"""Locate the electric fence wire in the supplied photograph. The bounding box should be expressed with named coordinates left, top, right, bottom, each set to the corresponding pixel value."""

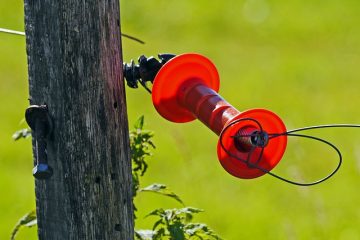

left=220, top=118, right=360, bottom=186
left=0, top=28, right=145, bottom=44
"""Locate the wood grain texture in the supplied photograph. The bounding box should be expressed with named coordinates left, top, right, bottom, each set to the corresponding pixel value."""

left=24, top=0, right=133, bottom=239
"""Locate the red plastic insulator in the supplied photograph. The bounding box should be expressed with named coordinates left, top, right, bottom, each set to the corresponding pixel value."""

left=152, top=53, right=287, bottom=179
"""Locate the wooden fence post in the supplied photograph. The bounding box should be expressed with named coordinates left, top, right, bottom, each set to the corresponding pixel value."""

left=24, top=0, right=133, bottom=239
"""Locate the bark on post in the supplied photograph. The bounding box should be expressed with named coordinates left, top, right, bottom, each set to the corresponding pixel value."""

left=24, top=0, right=133, bottom=239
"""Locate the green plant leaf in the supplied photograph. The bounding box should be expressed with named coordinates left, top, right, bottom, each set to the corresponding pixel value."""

left=153, top=228, right=166, bottom=239
left=165, top=209, right=174, bottom=222
left=143, top=207, right=221, bottom=239
left=134, top=115, right=145, bottom=130
left=10, top=210, right=37, bottom=240
left=24, top=219, right=37, bottom=227
left=168, top=221, right=185, bottom=240
left=175, top=207, right=203, bottom=216
left=175, top=207, right=203, bottom=223
left=140, top=184, right=185, bottom=206
left=130, top=116, right=156, bottom=219
left=12, top=128, right=31, bottom=141
left=135, top=230, right=156, bottom=240
left=184, top=223, right=223, bottom=240
left=145, top=208, right=166, bottom=218
left=152, top=218, right=164, bottom=231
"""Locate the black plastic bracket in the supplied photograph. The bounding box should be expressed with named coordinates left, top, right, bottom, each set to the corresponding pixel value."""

left=25, top=105, right=54, bottom=180
left=123, top=53, right=176, bottom=93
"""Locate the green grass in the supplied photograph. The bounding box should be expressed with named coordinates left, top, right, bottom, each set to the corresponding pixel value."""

left=1, top=0, right=360, bottom=239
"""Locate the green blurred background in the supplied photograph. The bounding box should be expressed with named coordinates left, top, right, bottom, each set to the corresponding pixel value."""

left=1, top=0, right=360, bottom=239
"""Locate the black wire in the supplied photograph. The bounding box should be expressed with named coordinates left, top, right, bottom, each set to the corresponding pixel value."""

left=121, top=33, right=145, bottom=44
left=266, top=133, right=342, bottom=186
left=139, top=80, right=152, bottom=94
left=268, top=124, right=360, bottom=139
left=219, top=118, right=360, bottom=186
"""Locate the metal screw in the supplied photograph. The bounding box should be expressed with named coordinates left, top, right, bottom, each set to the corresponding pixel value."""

left=234, top=128, right=269, bottom=152
left=25, top=105, right=53, bottom=179
left=250, top=131, right=269, bottom=148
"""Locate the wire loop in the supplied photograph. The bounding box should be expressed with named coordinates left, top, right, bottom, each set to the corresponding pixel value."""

left=219, top=118, right=360, bottom=186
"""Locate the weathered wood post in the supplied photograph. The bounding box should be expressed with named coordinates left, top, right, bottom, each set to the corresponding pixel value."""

left=24, top=0, right=133, bottom=239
